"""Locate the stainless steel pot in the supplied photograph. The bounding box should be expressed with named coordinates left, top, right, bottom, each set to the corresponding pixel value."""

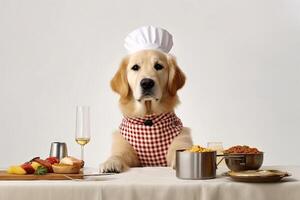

left=176, top=150, right=217, bottom=179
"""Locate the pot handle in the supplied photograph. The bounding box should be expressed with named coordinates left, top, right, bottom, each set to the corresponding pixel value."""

left=216, top=156, right=225, bottom=166
left=215, top=154, right=246, bottom=167
left=217, top=154, right=245, bottom=159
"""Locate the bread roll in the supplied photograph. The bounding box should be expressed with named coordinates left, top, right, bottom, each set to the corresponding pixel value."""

left=59, top=156, right=84, bottom=168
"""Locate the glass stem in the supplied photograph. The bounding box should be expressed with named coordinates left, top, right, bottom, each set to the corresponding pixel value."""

left=81, top=145, right=84, bottom=161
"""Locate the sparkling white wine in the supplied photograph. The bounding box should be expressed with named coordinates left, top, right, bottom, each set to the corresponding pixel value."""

left=76, top=138, right=90, bottom=146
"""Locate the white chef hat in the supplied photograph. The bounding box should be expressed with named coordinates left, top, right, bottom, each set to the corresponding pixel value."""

left=124, top=25, right=173, bottom=54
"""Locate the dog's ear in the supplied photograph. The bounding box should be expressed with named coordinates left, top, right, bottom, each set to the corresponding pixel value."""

left=111, top=57, right=130, bottom=98
left=167, top=55, right=186, bottom=96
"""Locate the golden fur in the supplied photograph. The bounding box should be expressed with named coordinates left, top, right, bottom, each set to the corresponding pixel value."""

left=100, top=50, right=193, bottom=172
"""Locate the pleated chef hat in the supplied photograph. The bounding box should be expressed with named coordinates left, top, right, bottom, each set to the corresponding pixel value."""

left=124, top=25, right=173, bottom=54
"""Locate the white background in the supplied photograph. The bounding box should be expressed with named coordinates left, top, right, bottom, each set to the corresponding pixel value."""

left=0, top=0, right=299, bottom=168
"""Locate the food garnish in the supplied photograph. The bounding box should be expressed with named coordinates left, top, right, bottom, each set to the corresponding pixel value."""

left=34, top=166, right=48, bottom=175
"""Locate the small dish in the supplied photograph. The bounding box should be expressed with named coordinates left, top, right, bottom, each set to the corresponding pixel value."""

left=224, top=169, right=290, bottom=183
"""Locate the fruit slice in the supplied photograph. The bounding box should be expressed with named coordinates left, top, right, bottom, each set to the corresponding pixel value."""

left=31, top=161, right=42, bottom=170
left=7, top=166, right=27, bottom=175
left=21, top=162, right=35, bottom=174
left=32, top=158, right=53, bottom=172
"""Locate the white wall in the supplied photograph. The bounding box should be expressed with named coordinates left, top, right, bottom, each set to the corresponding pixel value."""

left=0, top=0, right=300, bottom=168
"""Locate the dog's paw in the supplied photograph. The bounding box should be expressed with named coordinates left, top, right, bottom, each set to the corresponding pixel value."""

left=99, top=156, right=128, bottom=173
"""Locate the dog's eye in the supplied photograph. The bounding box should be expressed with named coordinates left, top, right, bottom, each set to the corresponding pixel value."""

left=131, top=64, right=140, bottom=71
left=154, top=63, right=164, bottom=71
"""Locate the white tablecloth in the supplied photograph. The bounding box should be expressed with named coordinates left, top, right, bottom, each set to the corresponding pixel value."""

left=0, top=166, right=299, bottom=200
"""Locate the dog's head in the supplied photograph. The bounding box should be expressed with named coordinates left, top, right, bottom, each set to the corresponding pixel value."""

left=111, top=50, right=185, bottom=116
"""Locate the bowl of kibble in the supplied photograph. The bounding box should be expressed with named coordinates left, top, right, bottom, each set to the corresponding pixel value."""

left=223, top=145, right=263, bottom=171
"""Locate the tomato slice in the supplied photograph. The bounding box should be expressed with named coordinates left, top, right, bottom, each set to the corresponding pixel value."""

left=46, top=157, right=60, bottom=165
left=21, top=162, right=35, bottom=174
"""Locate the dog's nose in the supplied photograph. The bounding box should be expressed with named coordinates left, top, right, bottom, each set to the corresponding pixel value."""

left=140, top=78, right=155, bottom=90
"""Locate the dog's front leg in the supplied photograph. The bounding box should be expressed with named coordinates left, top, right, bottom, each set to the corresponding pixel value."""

left=100, top=131, right=140, bottom=173
left=166, top=127, right=193, bottom=169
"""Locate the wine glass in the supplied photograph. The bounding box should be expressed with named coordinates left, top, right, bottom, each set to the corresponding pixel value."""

left=75, top=106, right=91, bottom=161
left=207, top=142, right=225, bottom=166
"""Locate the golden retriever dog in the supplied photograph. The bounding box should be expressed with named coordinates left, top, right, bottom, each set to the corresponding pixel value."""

left=100, top=49, right=193, bottom=173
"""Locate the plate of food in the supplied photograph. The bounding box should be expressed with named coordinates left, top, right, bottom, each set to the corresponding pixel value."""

left=1, top=156, right=85, bottom=180
left=224, top=169, right=291, bottom=183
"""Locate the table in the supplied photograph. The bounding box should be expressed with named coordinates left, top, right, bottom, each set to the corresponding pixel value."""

left=0, top=166, right=299, bottom=200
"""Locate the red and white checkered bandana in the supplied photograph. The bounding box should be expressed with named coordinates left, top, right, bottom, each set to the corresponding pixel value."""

left=120, top=112, right=183, bottom=166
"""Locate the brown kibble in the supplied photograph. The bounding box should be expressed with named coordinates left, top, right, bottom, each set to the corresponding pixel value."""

left=224, top=145, right=261, bottom=154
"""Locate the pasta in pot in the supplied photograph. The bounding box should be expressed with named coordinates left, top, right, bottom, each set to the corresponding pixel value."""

left=185, top=145, right=214, bottom=153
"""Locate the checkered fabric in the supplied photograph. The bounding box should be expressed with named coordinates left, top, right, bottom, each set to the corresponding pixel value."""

left=120, top=112, right=183, bottom=166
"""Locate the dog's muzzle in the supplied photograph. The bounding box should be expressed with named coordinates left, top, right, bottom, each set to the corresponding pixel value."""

left=138, top=78, right=159, bottom=101
left=140, top=78, right=155, bottom=93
